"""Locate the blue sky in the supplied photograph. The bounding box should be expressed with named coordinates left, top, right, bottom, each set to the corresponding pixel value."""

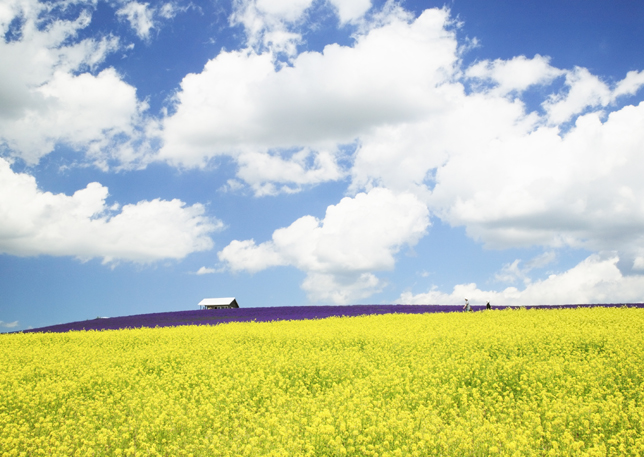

left=2, top=0, right=644, bottom=332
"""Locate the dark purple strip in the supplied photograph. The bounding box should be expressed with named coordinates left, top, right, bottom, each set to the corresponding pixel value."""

left=20, top=303, right=644, bottom=334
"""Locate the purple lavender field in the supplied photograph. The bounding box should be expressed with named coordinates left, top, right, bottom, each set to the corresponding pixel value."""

left=21, top=303, right=644, bottom=333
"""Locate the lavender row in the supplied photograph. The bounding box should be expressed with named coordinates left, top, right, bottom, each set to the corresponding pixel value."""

left=21, top=303, right=644, bottom=334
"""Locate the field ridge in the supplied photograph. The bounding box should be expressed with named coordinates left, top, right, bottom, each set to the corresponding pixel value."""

left=20, top=302, right=644, bottom=333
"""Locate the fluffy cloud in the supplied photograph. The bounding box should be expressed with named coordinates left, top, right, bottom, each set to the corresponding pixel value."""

left=0, top=320, right=19, bottom=329
left=466, top=54, right=563, bottom=96
left=117, top=2, right=156, bottom=40
left=613, top=70, right=644, bottom=99
left=218, top=188, right=429, bottom=302
left=2, top=69, right=145, bottom=167
left=328, top=0, right=372, bottom=24
left=230, top=0, right=372, bottom=55
left=156, top=2, right=644, bottom=254
left=349, top=89, right=536, bottom=195
left=235, top=149, right=344, bottom=196
left=398, top=254, right=644, bottom=306
left=543, top=67, right=612, bottom=124
left=0, top=159, right=221, bottom=263
left=230, top=0, right=313, bottom=55
left=428, top=104, right=644, bottom=261
left=158, top=8, right=458, bottom=171
left=0, top=0, right=145, bottom=166
left=116, top=1, right=179, bottom=40
left=301, top=272, right=382, bottom=304
left=343, top=42, right=644, bottom=272
left=494, top=251, right=557, bottom=285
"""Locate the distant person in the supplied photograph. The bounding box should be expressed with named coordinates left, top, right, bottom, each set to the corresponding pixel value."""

left=463, top=298, right=471, bottom=312
left=486, top=301, right=491, bottom=310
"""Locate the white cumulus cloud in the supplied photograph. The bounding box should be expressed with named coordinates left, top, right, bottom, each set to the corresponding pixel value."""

left=0, top=0, right=146, bottom=167
left=613, top=70, right=644, bottom=99
left=0, top=159, right=221, bottom=263
left=2, top=68, right=146, bottom=167
left=328, top=0, right=372, bottom=24
left=116, top=1, right=180, bottom=40
left=235, top=148, right=345, bottom=196
left=230, top=0, right=372, bottom=55
left=218, top=188, right=429, bottom=302
left=0, top=320, right=19, bottom=329
left=158, top=7, right=458, bottom=193
left=117, top=2, right=156, bottom=40
left=230, top=0, right=313, bottom=55
left=195, top=266, right=217, bottom=275
left=427, top=104, right=644, bottom=261
left=543, top=67, right=612, bottom=124
left=466, top=54, right=564, bottom=96
left=399, top=254, right=644, bottom=306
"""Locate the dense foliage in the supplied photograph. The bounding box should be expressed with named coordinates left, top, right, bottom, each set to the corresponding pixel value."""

left=2, top=307, right=643, bottom=456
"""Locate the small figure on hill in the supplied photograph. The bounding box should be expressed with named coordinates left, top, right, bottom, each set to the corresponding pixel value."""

left=463, top=298, right=471, bottom=312
left=486, top=301, right=491, bottom=310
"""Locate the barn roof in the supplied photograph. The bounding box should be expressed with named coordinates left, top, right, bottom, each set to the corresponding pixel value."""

left=198, top=297, right=237, bottom=306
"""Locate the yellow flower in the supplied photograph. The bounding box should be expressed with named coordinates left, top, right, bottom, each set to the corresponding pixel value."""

left=0, top=307, right=643, bottom=455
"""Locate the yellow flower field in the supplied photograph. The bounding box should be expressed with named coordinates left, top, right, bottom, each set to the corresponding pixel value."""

left=1, top=307, right=643, bottom=456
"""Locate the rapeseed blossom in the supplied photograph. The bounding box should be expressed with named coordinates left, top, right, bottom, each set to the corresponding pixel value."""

left=1, top=307, right=643, bottom=456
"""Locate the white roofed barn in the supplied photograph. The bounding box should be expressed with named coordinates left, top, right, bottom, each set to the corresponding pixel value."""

left=198, top=297, right=239, bottom=309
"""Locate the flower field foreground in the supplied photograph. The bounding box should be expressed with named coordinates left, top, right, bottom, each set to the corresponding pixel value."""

left=1, top=307, right=643, bottom=456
